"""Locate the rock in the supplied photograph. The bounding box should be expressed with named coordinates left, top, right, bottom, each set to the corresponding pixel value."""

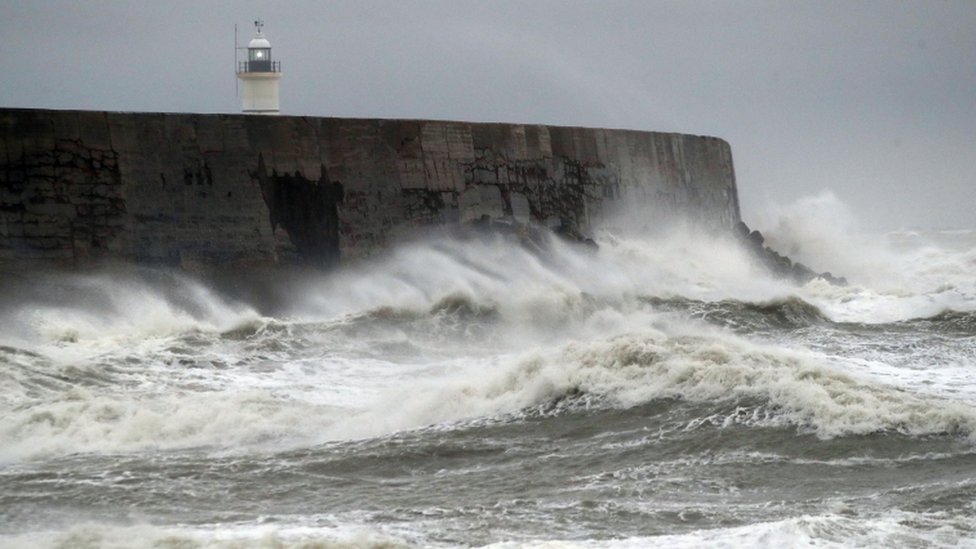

left=733, top=221, right=846, bottom=286
left=819, top=272, right=848, bottom=286
left=554, top=218, right=599, bottom=250
left=734, top=221, right=750, bottom=238
left=747, top=230, right=765, bottom=247
left=790, top=262, right=817, bottom=284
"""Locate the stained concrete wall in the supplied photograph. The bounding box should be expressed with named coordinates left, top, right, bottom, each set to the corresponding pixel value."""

left=0, top=108, right=739, bottom=270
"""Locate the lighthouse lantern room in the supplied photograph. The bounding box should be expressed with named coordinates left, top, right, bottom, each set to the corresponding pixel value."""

left=237, top=20, right=281, bottom=114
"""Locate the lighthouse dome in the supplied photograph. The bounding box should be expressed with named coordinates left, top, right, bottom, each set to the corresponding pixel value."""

left=248, top=36, right=271, bottom=49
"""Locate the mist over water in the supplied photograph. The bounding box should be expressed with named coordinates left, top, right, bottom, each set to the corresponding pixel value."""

left=1, top=196, right=975, bottom=548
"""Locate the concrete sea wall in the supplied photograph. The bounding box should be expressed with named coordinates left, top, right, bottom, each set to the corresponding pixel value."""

left=0, top=108, right=739, bottom=270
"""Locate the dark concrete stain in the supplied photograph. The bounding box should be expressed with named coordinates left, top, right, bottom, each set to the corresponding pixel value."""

left=254, top=155, right=344, bottom=267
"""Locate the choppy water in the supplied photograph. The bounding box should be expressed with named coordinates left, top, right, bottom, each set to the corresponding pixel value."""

left=1, top=199, right=975, bottom=548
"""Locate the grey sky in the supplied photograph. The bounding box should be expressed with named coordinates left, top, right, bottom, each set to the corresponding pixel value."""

left=4, top=0, right=974, bottom=230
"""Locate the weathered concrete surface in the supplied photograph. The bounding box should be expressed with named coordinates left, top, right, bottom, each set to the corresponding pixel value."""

left=0, top=108, right=739, bottom=270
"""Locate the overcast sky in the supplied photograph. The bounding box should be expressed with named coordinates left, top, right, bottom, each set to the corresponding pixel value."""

left=4, top=0, right=974, bottom=230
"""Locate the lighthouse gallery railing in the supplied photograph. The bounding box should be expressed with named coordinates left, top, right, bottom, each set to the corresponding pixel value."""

left=238, top=60, right=281, bottom=73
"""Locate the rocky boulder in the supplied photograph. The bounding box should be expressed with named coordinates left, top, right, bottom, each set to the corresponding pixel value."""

left=734, top=221, right=847, bottom=286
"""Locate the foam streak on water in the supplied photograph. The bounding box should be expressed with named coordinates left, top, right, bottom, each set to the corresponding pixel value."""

left=1, top=197, right=975, bottom=548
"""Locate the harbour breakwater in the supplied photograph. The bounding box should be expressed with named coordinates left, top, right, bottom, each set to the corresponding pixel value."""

left=0, top=109, right=739, bottom=271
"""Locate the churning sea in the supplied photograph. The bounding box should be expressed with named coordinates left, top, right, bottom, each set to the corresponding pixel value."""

left=1, top=198, right=975, bottom=548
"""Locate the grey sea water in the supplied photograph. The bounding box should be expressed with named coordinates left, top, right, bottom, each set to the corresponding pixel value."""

left=1, top=212, right=974, bottom=548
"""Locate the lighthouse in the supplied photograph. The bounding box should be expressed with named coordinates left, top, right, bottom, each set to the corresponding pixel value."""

left=237, top=20, right=281, bottom=115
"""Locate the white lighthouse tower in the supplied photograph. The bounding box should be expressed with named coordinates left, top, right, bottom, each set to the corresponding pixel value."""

left=237, top=20, right=281, bottom=114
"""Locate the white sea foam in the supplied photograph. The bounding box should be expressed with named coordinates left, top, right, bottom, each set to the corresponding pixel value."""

left=482, top=510, right=976, bottom=548
left=2, top=275, right=973, bottom=462
left=15, top=318, right=963, bottom=462
left=361, top=327, right=976, bottom=441
left=4, top=511, right=973, bottom=549
left=0, top=521, right=417, bottom=549
left=1, top=212, right=973, bottom=462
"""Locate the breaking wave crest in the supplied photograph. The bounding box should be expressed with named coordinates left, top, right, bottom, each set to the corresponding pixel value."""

left=0, top=388, right=342, bottom=462
left=385, top=328, right=976, bottom=441
left=643, top=295, right=829, bottom=331
left=901, top=309, right=976, bottom=333
left=8, top=323, right=972, bottom=463
left=0, top=269, right=262, bottom=353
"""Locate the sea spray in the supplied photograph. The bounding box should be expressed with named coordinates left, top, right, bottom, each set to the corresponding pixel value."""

left=0, top=269, right=261, bottom=352
left=1, top=199, right=975, bottom=547
left=754, top=192, right=976, bottom=320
